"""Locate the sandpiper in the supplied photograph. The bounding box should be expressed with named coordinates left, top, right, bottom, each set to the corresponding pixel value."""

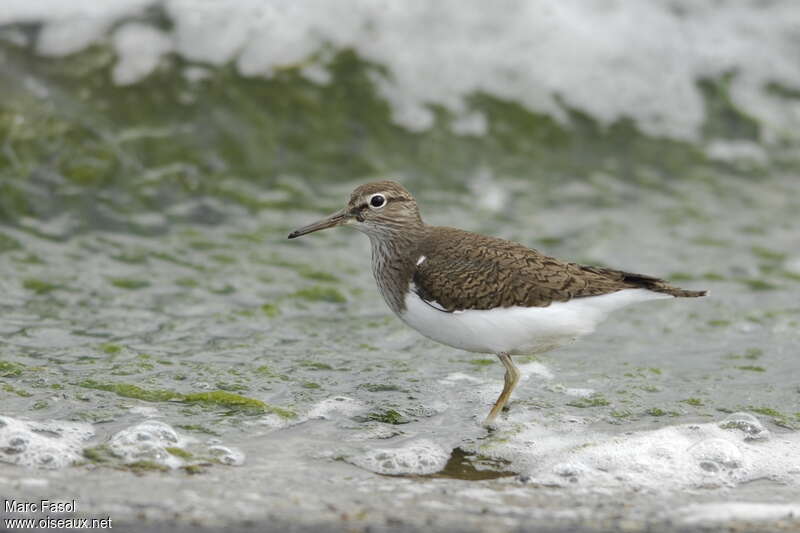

left=288, top=181, right=706, bottom=426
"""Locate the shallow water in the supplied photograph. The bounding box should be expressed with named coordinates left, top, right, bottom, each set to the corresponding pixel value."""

left=1, top=2, right=800, bottom=532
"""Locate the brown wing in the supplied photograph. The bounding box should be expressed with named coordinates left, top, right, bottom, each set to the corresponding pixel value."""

left=413, top=227, right=705, bottom=312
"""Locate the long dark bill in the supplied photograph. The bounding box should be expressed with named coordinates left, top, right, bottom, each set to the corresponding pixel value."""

left=287, top=209, right=349, bottom=239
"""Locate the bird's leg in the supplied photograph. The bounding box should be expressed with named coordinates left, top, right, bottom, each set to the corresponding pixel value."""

left=483, top=352, right=520, bottom=426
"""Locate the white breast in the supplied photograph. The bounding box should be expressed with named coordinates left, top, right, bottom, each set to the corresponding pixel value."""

left=399, top=288, right=671, bottom=355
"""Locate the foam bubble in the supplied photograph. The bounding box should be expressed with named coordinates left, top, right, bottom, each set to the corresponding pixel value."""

left=0, top=415, right=94, bottom=469
left=348, top=439, right=450, bottom=475
left=207, top=445, right=245, bottom=466
left=108, top=420, right=185, bottom=468
left=719, top=412, right=770, bottom=441
left=688, top=438, right=743, bottom=472
left=306, top=396, right=365, bottom=420
left=107, top=420, right=246, bottom=469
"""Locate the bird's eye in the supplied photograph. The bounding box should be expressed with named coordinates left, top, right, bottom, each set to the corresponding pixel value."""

left=369, top=194, right=386, bottom=209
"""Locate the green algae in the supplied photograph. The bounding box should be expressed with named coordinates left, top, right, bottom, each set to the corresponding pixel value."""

left=691, top=236, right=730, bottom=247
left=567, top=395, right=610, bottom=408
left=697, top=73, right=761, bottom=141
left=214, top=381, right=248, bottom=391
left=165, top=447, right=193, bottom=459
left=261, top=303, right=280, bottom=317
left=79, top=380, right=180, bottom=402
left=682, top=398, right=704, bottom=406
left=127, top=461, right=170, bottom=473
left=210, top=253, right=236, bottom=264
left=638, top=384, right=661, bottom=393
left=751, top=407, right=782, bottom=417
left=188, top=240, right=224, bottom=251
left=736, top=365, right=765, bottom=372
left=751, top=246, right=787, bottom=262
left=708, top=319, right=731, bottom=327
left=109, top=278, right=151, bottom=290
left=291, top=286, right=347, bottom=303
left=742, top=348, right=763, bottom=359
left=726, top=348, right=764, bottom=360
left=0, top=232, right=21, bottom=253
left=765, top=82, right=800, bottom=100
left=15, top=253, right=44, bottom=265
left=749, top=407, right=797, bottom=429
left=738, top=278, right=779, bottom=291
left=300, top=361, right=333, bottom=370
left=176, top=424, right=219, bottom=436
left=360, top=383, right=401, bottom=392
left=297, top=267, right=340, bottom=282
left=209, top=284, right=235, bottom=295
left=254, top=365, right=277, bottom=376
left=112, top=252, right=149, bottom=264
left=182, top=464, right=207, bottom=475
left=366, top=409, right=407, bottom=425
left=782, top=271, right=800, bottom=282
left=0, top=361, right=24, bottom=377
left=2, top=383, right=32, bottom=397
left=469, top=358, right=495, bottom=367
left=646, top=408, right=667, bottom=417
left=358, top=343, right=379, bottom=351
left=101, top=343, right=122, bottom=355
left=668, top=272, right=695, bottom=282
left=23, top=278, right=60, bottom=294
left=182, top=391, right=295, bottom=418
left=78, top=379, right=296, bottom=416
left=82, top=445, right=115, bottom=464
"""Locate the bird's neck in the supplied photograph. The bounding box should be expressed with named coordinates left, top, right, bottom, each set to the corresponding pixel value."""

left=368, top=227, right=425, bottom=315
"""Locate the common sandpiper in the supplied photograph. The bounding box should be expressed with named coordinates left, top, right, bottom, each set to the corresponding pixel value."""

left=288, top=181, right=706, bottom=426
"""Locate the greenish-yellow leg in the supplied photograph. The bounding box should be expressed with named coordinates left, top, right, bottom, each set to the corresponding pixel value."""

left=483, top=352, right=520, bottom=426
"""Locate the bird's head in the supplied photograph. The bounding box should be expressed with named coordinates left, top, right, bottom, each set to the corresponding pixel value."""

left=288, top=180, right=422, bottom=240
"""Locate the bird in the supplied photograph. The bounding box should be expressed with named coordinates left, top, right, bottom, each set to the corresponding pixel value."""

left=288, top=181, right=706, bottom=426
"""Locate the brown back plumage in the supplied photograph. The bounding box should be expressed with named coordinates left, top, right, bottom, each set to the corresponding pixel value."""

left=408, top=227, right=705, bottom=312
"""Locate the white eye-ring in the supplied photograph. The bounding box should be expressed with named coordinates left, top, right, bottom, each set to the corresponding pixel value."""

left=369, top=193, right=386, bottom=209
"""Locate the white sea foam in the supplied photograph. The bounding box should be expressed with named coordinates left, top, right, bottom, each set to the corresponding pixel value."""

left=111, top=23, right=173, bottom=86
left=0, top=415, right=94, bottom=469
left=305, top=396, right=365, bottom=420
left=484, top=412, right=800, bottom=492
left=348, top=438, right=450, bottom=475
left=5, top=0, right=800, bottom=142
left=108, top=420, right=186, bottom=469
left=207, top=445, right=245, bottom=466
left=108, top=420, right=245, bottom=468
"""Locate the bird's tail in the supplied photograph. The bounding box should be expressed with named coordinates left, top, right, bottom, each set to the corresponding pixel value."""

left=581, top=265, right=708, bottom=298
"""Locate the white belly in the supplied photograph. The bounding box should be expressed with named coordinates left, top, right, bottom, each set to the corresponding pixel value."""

left=399, top=288, right=671, bottom=355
